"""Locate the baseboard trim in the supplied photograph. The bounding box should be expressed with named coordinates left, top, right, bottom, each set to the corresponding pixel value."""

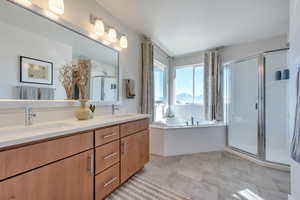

left=224, top=147, right=290, bottom=171
left=288, top=194, right=295, bottom=200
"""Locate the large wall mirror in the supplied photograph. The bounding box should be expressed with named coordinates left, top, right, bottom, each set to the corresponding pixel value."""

left=0, top=1, right=119, bottom=103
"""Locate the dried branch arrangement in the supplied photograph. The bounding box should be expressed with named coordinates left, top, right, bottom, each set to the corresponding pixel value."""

left=59, top=60, right=90, bottom=100
left=75, top=60, right=90, bottom=100
left=59, top=63, right=76, bottom=100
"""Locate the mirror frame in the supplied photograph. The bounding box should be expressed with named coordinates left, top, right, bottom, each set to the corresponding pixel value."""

left=1, top=0, right=121, bottom=109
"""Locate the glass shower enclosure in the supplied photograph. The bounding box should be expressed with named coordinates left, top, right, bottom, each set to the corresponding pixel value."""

left=225, top=49, right=289, bottom=165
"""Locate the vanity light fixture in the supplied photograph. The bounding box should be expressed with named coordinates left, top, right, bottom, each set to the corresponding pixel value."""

left=120, top=35, right=128, bottom=49
left=49, top=0, right=64, bottom=15
left=90, top=14, right=128, bottom=48
left=94, top=19, right=105, bottom=36
left=108, top=28, right=117, bottom=43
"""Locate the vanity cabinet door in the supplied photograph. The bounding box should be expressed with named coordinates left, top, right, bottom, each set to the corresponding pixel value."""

left=0, top=150, right=94, bottom=200
left=120, top=130, right=149, bottom=183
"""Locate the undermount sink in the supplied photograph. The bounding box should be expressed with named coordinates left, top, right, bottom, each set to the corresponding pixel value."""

left=0, top=122, right=72, bottom=135
left=112, top=114, right=137, bottom=118
left=28, top=122, right=71, bottom=130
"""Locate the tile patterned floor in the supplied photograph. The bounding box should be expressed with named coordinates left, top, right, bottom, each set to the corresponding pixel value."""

left=138, top=151, right=290, bottom=200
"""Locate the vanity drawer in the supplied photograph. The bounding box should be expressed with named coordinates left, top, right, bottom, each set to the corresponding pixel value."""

left=0, top=131, right=93, bottom=181
left=95, top=126, right=120, bottom=147
left=95, top=163, right=120, bottom=200
left=95, top=140, right=120, bottom=174
left=120, top=119, right=149, bottom=137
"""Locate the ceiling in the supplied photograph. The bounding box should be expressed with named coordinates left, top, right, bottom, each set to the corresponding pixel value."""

left=96, top=0, right=289, bottom=56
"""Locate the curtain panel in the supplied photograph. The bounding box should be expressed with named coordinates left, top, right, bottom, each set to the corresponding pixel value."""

left=291, top=69, right=300, bottom=163
left=141, top=38, right=154, bottom=122
left=204, top=51, right=224, bottom=121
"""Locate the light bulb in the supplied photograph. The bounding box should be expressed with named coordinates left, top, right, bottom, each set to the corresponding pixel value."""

left=108, top=28, right=117, bottom=43
left=94, top=19, right=105, bottom=36
left=49, top=0, right=64, bottom=15
left=120, top=35, right=128, bottom=48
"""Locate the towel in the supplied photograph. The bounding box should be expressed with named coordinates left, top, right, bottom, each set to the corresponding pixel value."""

left=125, top=79, right=136, bottom=99
left=39, top=88, right=55, bottom=100
left=18, top=86, right=38, bottom=100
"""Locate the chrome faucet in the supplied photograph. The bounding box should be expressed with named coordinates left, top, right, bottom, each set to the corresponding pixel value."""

left=191, top=116, right=194, bottom=126
left=112, top=104, right=119, bottom=115
left=25, top=107, right=36, bottom=126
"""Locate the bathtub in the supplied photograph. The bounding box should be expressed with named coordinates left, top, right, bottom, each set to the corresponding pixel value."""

left=150, top=120, right=226, bottom=156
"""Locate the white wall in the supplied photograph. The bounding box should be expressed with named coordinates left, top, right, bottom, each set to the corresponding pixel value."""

left=289, top=0, right=300, bottom=199
left=220, top=35, right=288, bottom=63
left=171, top=34, right=288, bottom=67
left=173, top=51, right=204, bottom=66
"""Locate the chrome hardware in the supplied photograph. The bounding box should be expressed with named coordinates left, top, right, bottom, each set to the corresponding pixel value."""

left=121, top=142, right=127, bottom=155
left=104, top=177, right=118, bottom=187
left=112, top=104, right=119, bottom=115
left=103, top=152, right=118, bottom=160
left=103, top=133, right=117, bottom=139
left=25, top=107, right=37, bottom=126
left=87, top=153, right=94, bottom=175
left=191, top=116, right=194, bottom=126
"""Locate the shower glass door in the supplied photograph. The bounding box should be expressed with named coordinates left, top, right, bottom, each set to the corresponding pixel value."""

left=227, top=57, right=259, bottom=155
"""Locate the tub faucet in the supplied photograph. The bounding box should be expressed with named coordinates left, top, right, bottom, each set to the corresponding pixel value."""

left=191, top=116, right=194, bottom=126
left=25, top=107, right=36, bottom=126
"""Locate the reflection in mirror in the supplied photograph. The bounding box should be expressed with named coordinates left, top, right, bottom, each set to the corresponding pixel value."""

left=0, top=1, right=119, bottom=102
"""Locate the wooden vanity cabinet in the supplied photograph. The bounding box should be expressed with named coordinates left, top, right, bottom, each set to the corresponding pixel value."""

left=0, top=150, right=94, bottom=200
left=0, top=118, right=149, bottom=200
left=0, top=131, right=93, bottom=180
left=120, top=129, right=149, bottom=183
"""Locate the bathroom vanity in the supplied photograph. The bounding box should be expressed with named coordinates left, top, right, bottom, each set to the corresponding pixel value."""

left=0, top=115, right=149, bottom=200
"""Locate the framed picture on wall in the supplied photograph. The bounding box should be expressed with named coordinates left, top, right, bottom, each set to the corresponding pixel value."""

left=20, top=56, right=53, bottom=85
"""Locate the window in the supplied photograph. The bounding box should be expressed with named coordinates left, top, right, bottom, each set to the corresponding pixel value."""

left=154, top=60, right=167, bottom=122
left=175, top=65, right=204, bottom=104
left=154, top=60, right=167, bottom=103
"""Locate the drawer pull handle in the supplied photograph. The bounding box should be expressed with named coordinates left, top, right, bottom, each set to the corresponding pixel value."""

left=104, top=177, right=118, bottom=187
left=103, top=133, right=116, bottom=139
left=87, top=153, right=94, bottom=175
left=121, top=142, right=127, bottom=155
left=103, top=152, right=118, bottom=160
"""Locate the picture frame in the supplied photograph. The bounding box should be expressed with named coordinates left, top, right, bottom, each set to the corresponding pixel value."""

left=20, top=56, right=53, bottom=85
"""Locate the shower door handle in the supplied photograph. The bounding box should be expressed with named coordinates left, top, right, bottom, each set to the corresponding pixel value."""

left=255, top=103, right=258, bottom=110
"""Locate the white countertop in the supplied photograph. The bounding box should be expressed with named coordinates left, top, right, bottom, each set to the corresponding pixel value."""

left=0, top=114, right=149, bottom=149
